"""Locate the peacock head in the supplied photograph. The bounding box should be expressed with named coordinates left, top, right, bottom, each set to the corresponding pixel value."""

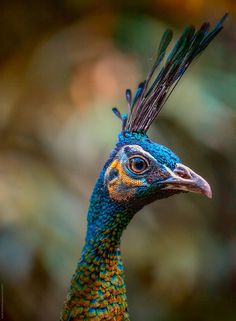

left=104, top=130, right=211, bottom=207
left=102, top=14, right=228, bottom=208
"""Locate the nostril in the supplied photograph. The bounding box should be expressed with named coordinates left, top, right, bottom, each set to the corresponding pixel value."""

left=174, top=166, right=192, bottom=180
left=177, top=171, right=191, bottom=179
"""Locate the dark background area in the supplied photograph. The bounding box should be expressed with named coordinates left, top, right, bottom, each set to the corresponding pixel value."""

left=0, top=1, right=236, bottom=320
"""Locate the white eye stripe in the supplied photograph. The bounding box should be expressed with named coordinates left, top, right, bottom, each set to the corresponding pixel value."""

left=120, top=145, right=156, bottom=162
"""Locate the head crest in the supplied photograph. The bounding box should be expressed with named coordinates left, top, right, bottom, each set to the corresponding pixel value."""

left=113, top=13, right=228, bottom=133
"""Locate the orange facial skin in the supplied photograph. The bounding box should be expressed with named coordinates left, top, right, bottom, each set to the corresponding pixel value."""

left=105, top=159, right=144, bottom=202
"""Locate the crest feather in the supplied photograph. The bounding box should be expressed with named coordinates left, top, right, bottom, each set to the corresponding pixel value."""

left=119, top=13, right=228, bottom=133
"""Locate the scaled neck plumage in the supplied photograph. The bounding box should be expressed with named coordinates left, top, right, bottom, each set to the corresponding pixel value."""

left=61, top=162, right=140, bottom=321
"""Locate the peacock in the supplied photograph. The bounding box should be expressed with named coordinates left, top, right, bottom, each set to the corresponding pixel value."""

left=61, top=14, right=227, bottom=321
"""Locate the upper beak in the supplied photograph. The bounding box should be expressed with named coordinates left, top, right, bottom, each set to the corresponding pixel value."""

left=161, top=163, right=212, bottom=198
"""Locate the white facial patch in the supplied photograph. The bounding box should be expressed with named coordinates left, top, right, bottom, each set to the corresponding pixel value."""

left=118, top=145, right=156, bottom=163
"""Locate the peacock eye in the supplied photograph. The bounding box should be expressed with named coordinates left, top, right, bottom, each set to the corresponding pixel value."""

left=128, top=156, right=149, bottom=174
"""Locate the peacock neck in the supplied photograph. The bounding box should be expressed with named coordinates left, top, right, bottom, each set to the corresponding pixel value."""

left=61, top=173, right=140, bottom=321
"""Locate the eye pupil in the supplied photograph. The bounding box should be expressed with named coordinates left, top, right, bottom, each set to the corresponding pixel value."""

left=133, top=158, right=145, bottom=170
left=129, top=156, right=148, bottom=173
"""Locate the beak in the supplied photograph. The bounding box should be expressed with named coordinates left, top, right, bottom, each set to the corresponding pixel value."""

left=161, top=163, right=212, bottom=198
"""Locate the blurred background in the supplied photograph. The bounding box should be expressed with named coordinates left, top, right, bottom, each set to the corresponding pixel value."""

left=0, top=1, right=236, bottom=320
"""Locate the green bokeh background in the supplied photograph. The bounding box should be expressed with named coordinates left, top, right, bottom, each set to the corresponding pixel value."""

left=0, top=1, right=236, bottom=320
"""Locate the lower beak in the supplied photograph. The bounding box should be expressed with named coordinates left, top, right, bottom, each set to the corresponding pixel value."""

left=161, top=163, right=212, bottom=198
